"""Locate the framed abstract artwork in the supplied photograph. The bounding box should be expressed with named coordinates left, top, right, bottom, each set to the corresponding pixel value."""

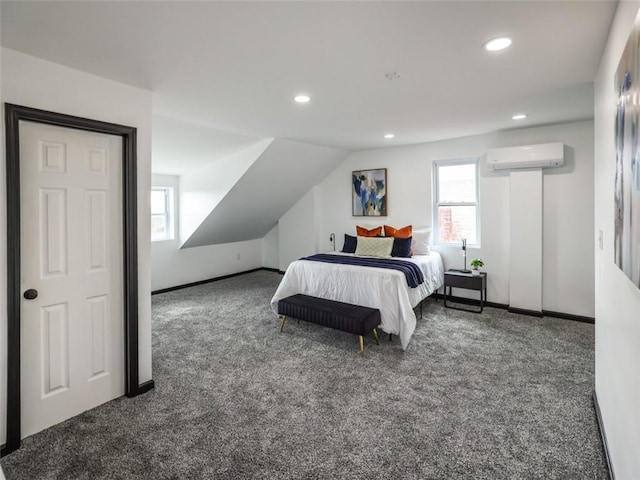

left=614, top=9, right=640, bottom=289
left=352, top=168, right=387, bottom=216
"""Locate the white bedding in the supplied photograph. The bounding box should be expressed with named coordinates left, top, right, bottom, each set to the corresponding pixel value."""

left=270, top=252, right=444, bottom=350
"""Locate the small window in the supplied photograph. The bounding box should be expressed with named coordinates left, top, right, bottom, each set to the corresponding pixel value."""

left=433, top=158, right=479, bottom=245
left=151, top=187, right=174, bottom=241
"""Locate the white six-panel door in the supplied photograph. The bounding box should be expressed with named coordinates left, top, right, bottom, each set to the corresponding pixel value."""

left=19, top=121, right=124, bottom=438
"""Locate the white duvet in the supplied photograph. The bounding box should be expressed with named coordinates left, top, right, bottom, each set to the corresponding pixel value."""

left=270, top=252, right=444, bottom=350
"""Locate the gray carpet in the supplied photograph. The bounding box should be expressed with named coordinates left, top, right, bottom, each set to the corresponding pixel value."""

left=1, top=270, right=608, bottom=479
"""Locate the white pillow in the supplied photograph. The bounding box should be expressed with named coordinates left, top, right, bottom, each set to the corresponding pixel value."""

left=412, top=227, right=432, bottom=255
left=355, top=236, right=394, bottom=258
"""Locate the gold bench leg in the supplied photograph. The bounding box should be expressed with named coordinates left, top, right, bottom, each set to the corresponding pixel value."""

left=372, top=328, right=379, bottom=345
left=359, top=335, right=365, bottom=356
left=280, top=316, right=287, bottom=333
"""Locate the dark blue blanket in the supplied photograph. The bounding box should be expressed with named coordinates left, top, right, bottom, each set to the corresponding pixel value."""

left=301, top=254, right=424, bottom=288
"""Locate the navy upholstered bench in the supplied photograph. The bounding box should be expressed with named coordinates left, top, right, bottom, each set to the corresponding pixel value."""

left=277, top=294, right=381, bottom=356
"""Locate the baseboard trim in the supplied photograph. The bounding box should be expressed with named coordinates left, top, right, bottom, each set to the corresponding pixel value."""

left=542, top=309, right=595, bottom=324
left=507, top=306, right=544, bottom=317
left=434, top=293, right=507, bottom=310
left=593, top=390, right=615, bottom=480
left=137, top=379, right=155, bottom=395
left=152, top=268, right=277, bottom=295
left=126, top=379, right=155, bottom=398
left=435, top=293, right=593, bottom=322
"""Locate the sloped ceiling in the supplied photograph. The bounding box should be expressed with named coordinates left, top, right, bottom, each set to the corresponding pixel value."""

left=179, top=140, right=274, bottom=245
left=152, top=115, right=264, bottom=175
left=182, top=138, right=349, bottom=247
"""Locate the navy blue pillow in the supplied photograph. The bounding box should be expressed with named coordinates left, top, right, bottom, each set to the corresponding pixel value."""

left=341, top=234, right=357, bottom=253
left=391, top=236, right=412, bottom=258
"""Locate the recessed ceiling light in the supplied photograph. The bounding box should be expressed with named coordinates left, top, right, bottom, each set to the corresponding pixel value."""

left=294, top=95, right=310, bottom=103
left=384, top=133, right=395, bottom=139
left=512, top=114, right=528, bottom=120
left=484, top=37, right=512, bottom=51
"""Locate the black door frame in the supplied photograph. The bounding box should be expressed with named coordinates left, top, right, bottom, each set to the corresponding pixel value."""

left=3, top=103, right=153, bottom=455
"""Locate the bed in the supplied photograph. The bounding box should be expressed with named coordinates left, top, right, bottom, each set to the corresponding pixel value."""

left=270, top=251, right=444, bottom=350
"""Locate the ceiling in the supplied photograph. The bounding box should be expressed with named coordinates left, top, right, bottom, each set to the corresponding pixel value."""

left=152, top=115, right=263, bottom=175
left=1, top=1, right=617, bottom=157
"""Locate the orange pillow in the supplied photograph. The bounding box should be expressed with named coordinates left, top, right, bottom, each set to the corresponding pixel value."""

left=356, top=225, right=383, bottom=237
left=384, top=225, right=413, bottom=238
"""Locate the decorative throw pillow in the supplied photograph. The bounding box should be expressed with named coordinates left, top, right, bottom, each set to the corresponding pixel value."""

left=356, top=225, right=383, bottom=237
left=391, top=236, right=412, bottom=258
left=412, top=227, right=432, bottom=255
left=355, top=236, right=394, bottom=258
left=341, top=234, right=357, bottom=253
left=384, top=224, right=413, bottom=238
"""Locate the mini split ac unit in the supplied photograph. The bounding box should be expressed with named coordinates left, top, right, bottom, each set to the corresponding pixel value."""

left=486, top=142, right=564, bottom=170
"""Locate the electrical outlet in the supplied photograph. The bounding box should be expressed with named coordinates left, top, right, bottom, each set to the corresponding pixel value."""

left=236, top=253, right=241, bottom=260
left=598, top=230, right=603, bottom=250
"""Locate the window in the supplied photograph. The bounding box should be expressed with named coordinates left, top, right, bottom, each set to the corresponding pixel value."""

left=151, top=187, right=174, bottom=241
left=433, top=158, right=479, bottom=245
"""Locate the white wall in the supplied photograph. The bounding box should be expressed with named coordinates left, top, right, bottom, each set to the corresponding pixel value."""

left=151, top=238, right=263, bottom=291
left=262, top=225, right=279, bottom=270
left=311, top=120, right=594, bottom=317
left=278, top=188, right=319, bottom=272
left=150, top=173, right=265, bottom=292
left=509, top=170, right=543, bottom=313
left=594, top=2, right=640, bottom=478
left=0, top=47, right=153, bottom=444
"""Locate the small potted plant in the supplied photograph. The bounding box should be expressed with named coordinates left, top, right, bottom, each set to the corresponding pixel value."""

left=470, top=258, right=484, bottom=276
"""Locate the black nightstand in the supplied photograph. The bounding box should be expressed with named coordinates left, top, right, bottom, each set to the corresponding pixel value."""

left=443, top=270, right=487, bottom=313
